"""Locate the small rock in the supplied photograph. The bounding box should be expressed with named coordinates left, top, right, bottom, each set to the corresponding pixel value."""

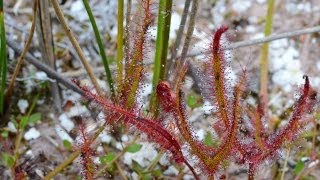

left=24, top=128, right=41, bottom=140
left=55, top=125, right=74, bottom=142
left=18, top=99, right=29, bottom=114
left=58, top=114, right=75, bottom=132
left=163, top=165, right=179, bottom=176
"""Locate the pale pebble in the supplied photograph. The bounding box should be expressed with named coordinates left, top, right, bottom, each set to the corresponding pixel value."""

left=18, top=99, right=29, bottom=114
left=163, top=165, right=179, bottom=176
left=100, top=130, right=112, bottom=144
left=24, top=127, right=41, bottom=140
left=55, top=125, right=74, bottom=143
left=123, top=142, right=157, bottom=167
left=58, top=114, right=75, bottom=132
left=8, top=122, right=17, bottom=133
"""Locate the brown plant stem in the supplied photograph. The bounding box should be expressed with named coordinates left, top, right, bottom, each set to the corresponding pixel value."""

left=36, top=0, right=62, bottom=111
left=6, top=0, right=38, bottom=107
left=173, top=0, right=198, bottom=90
left=170, top=0, right=191, bottom=60
left=167, top=0, right=191, bottom=78
left=186, top=25, right=320, bottom=57
left=50, top=0, right=103, bottom=97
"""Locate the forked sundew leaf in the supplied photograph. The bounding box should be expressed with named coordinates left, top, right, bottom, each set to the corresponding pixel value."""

left=126, top=143, right=142, bottom=153
left=99, top=153, right=116, bottom=164
left=294, top=160, right=305, bottom=175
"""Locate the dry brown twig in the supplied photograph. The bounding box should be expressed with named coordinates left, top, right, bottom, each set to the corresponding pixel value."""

left=6, top=25, right=320, bottom=98
left=50, top=0, right=104, bottom=97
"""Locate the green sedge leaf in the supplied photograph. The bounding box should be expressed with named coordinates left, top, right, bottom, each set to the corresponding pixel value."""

left=126, top=143, right=142, bottom=153
left=152, top=169, right=162, bottom=177
left=20, top=116, right=28, bottom=129
left=1, top=130, right=8, bottom=138
left=99, top=153, right=116, bottom=164
left=12, top=119, right=19, bottom=129
left=141, top=174, right=152, bottom=180
left=28, top=113, right=42, bottom=124
left=1, top=153, right=14, bottom=168
left=294, top=160, right=305, bottom=175
left=63, top=140, right=72, bottom=151
left=131, top=160, right=144, bottom=174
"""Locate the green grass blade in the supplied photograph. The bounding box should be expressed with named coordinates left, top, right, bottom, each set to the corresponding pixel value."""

left=82, top=0, right=115, bottom=98
left=259, top=0, right=275, bottom=112
left=0, top=0, right=7, bottom=114
left=150, top=0, right=172, bottom=113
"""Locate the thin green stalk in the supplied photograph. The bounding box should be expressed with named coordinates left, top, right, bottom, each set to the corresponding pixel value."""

left=259, top=0, right=275, bottom=114
left=124, top=0, right=131, bottom=65
left=280, top=147, right=290, bottom=180
left=82, top=0, right=115, bottom=98
left=150, top=0, right=172, bottom=113
left=94, top=135, right=139, bottom=178
left=43, top=122, right=107, bottom=180
left=43, top=149, right=80, bottom=180
left=117, top=0, right=124, bottom=91
left=145, top=151, right=164, bottom=172
left=0, top=0, right=7, bottom=115
left=44, top=120, right=133, bottom=179
left=14, top=93, right=39, bottom=161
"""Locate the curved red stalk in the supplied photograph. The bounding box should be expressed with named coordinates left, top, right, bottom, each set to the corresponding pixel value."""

left=79, top=123, right=94, bottom=180
left=72, top=24, right=317, bottom=179
left=248, top=103, right=267, bottom=150
left=156, top=70, right=246, bottom=174
left=75, top=83, right=187, bottom=165
left=247, top=76, right=315, bottom=173
left=265, top=76, right=311, bottom=151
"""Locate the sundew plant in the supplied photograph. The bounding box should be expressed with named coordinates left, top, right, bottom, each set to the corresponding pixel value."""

left=0, top=0, right=319, bottom=179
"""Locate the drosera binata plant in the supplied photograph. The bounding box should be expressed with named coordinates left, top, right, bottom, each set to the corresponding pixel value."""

left=73, top=25, right=317, bottom=179
left=2, top=0, right=313, bottom=179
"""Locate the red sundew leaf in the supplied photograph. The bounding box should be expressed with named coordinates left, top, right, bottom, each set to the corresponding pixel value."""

left=79, top=123, right=95, bottom=180
left=156, top=71, right=246, bottom=175
left=157, top=27, right=245, bottom=174
left=246, top=76, right=317, bottom=175
left=156, top=81, right=177, bottom=112
left=75, top=82, right=199, bottom=179
left=120, top=0, right=154, bottom=107
left=248, top=103, right=268, bottom=150
left=74, top=82, right=186, bottom=165
left=209, top=25, right=230, bottom=128
left=267, top=76, right=312, bottom=148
